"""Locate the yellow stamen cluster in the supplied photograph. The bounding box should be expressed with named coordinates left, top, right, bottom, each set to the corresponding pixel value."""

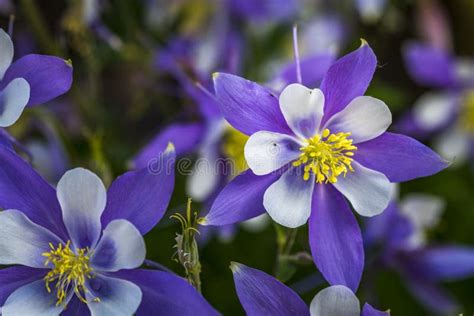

left=293, top=129, right=357, bottom=183
left=42, top=241, right=99, bottom=306
left=221, top=127, right=249, bottom=174
left=460, top=90, right=474, bottom=133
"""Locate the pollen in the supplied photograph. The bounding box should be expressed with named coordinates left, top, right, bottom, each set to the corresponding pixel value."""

left=460, top=90, right=474, bottom=133
left=222, top=127, right=249, bottom=174
left=42, top=241, right=99, bottom=306
left=292, top=128, right=357, bottom=183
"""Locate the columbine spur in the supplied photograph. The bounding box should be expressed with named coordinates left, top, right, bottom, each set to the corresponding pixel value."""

left=203, top=42, right=448, bottom=291
left=0, top=145, right=218, bottom=316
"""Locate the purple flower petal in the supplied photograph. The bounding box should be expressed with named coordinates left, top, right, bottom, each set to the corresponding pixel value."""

left=0, top=128, right=13, bottom=149
left=133, top=123, right=204, bottom=168
left=228, top=0, right=298, bottom=22
left=0, top=266, right=47, bottom=306
left=231, top=262, right=309, bottom=316
left=113, top=269, right=219, bottom=316
left=0, top=146, right=68, bottom=239
left=276, top=53, right=335, bottom=89
left=404, top=278, right=458, bottom=314
left=409, top=246, right=474, bottom=281
left=2, top=54, right=73, bottom=106
left=90, top=220, right=146, bottom=272
left=320, top=43, right=377, bottom=123
left=102, top=144, right=175, bottom=235
left=85, top=274, right=142, bottom=316
left=355, top=132, right=448, bottom=182
left=361, top=303, right=390, bottom=316
left=364, top=202, right=413, bottom=249
left=403, top=42, right=457, bottom=88
left=204, top=169, right=280, bottom=226
left=61, top=296, right=91, bottom=316
left=309, top=184, right=364, bottom=292
left=213, top=73, right=291, bottom=135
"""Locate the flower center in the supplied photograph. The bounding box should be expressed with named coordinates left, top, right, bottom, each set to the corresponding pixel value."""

left=42, top=241, right=98, bottom=306
left=292, top=128, right=357, bottom=183
left=222, top=127, right=249, bottom=174
left=459, top=90, right=474, bottom=134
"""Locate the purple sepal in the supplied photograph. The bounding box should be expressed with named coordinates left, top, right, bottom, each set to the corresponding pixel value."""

left=231, top=262, right=309, bottom=316
left=309, top=184, right=364, bottom=292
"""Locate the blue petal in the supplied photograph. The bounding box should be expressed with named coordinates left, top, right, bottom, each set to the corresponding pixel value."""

left=320, top=43, right=377, bottom=123
left=133, top=123, right=204, bottom=168
left=231, top=262, right=309, bottom=316
left=204, top=169, right=281, bottom=226
left=361, top=303, right=390, bottom=316
left=112, top=269, right=220, bottom=316
left=356, top=132, right=448, bottom=182
left=1, top=54, right=73, bottom=106
left=0, top=146, right=68, bottom=239
left=213, top=73, right=291, bottom=135
left=403, top=42, right=457, bottom=88
left=102, top=144, right=175, bottom=234
left=309, top=184, right=364, bottom=292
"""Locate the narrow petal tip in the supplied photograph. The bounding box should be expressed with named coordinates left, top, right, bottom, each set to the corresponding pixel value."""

left=229, top=261, right=242, bottom=273
left=64, top=59, right=73, bottom=67
left=165, top=142, right=176, bottom=154
left=212, top=72, right=220, bottom=80
left=360, top=38, right=369, bottom=47
left=197, top=216, right=208, bottom=226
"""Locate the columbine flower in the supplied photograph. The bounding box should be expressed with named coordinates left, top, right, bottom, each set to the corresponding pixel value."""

left=0, top=145, right=218, bottom=315
left=231, top=262, right=389, bottom=316
left=397, top=41, right=474, bottom=165
left=365, top=193, right=474, bottom=314
left=203, top=42, right=447, bottom=291
left=0, top=28, right=73, bottom=146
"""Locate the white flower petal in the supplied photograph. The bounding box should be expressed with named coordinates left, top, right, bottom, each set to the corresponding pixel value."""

left=2, top=279, right=66, bottom=316
left=324, top=96, right=391, bottom=144
left=86, top=275, right=142, bottom=316
left=90, top=220, right=146, bottom=272
left=0, top=78, right=30, bottom=127
left=0, top=209, right=63, bottom=268
left=187, top=147, right=221, bottom=202
left=310, top=285, right=360, bottom=316
left=263, top=169, right=314, bottom=228
left=0, top=29, right=13, bottom=79
left=333, top=161, right=392, bottom=217
left=435, top=127, right=469, bottom=165
left=279, top=84, right=325, bottom=138
left=413, top=92, right=458, bottom=131
left=57, top=168, right=107, bottom=249
left=245, top=131, right=301, bottom=175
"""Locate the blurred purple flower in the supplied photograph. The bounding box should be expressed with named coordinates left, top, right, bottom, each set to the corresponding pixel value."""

left=397, top=41, right=474, bottom=164
left=0, top=145, right=219, bottom=315
left=231, top=262, right=389, bottom=316
left=203, top=42, right=447, bottom=291
left=365, top=194, right=474, bottom=314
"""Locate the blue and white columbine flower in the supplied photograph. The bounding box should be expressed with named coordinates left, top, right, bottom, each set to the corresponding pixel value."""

left=0, top=145, right=218, bottom=315
left=203, top=42, right=448, bottom=292
left=231, top=262, right=389, bottom=316
left=0, top=28, right=72, bottom=129
left=365, top=193, right=474, bottom=314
